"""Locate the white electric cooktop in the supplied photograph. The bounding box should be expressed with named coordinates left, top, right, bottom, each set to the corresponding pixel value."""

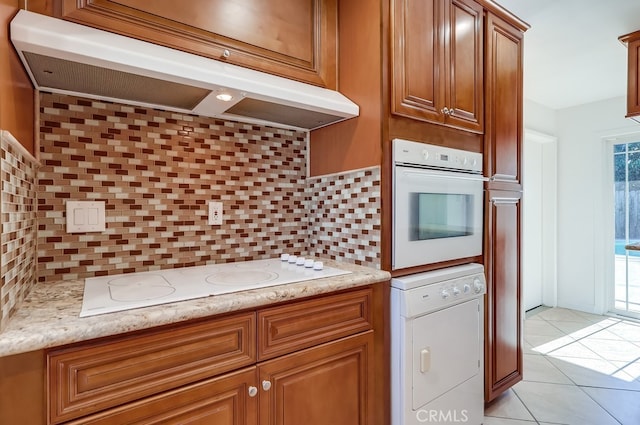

left=80, top=256, right=351, bottom=317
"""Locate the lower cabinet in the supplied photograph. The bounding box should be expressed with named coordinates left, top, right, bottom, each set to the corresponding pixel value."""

left=259, top=332, right=373, bottom=425
left=484, top=189, right=523, bottom=402
left=68, top=332, right=373, bottom=425
left=44, top=286, right=383, bottom=425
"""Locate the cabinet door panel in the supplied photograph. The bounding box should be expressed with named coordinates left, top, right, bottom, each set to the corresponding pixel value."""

left=392, top=0, right=442, bottom=119
left=110, top=0, right=314, bottom=65
left=447, top=0, right=483, bottom=131
left=485, top=190, right=522, bottom=401
left=56, top=0, right=337, bottom=88
left=626, top=37, right=640, bottom=118
left=485, top=13, right=523, bottom=182
left=259, top=332, right=374, bottom=425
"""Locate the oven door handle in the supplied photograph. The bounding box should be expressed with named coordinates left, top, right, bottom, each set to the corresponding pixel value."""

left=398, top=169, right=489, bottom=182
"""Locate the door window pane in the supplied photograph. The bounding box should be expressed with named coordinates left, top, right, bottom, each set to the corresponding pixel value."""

left=613, top=141, right=640, bottom=317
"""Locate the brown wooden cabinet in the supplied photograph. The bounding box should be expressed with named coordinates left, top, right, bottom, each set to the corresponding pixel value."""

left=483, top=9, right=526, bottom=403
left=391, top=0, right=484, bottom=133
left=36, top=285, right=386, bottom=425
left=484, top=189, right=522, bottom=402
left=620, top=30, right=640, bottom=122
left=259, top=332, right=373, bottom=425
left=485, top=11, right=524, bottom=184
left=27, top=0, right=338, bottom=89
left=61, top=333, right=374, bottom=425
left=0, top=0, right=35, bottom=154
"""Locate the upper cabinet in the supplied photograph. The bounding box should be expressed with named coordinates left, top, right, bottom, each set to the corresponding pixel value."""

left=484, top=10, right=524, bottom=184
left=620, top=30, right=640, bottom=123
left=391, top=0, right=484, bottom=134
left=27, top=0, right=337, bottom=89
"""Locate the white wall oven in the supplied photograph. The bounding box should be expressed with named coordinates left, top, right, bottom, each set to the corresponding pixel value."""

left=392, top=139, right=486, bottom=270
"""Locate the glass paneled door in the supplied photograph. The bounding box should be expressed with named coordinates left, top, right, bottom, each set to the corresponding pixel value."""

left=613, top=142, right=640, bottom=317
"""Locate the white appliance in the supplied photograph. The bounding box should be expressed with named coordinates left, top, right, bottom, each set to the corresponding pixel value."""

left=392, top=139, right=486, bottom=270
left=80, top=257, right=350, bottom=317
left=391, top=263, right=486, bottom=425
left=10, top=10, right=358, bottom=131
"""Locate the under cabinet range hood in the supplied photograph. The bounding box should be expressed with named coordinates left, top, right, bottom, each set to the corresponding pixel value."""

left=10, top=10, right=359, bottom=131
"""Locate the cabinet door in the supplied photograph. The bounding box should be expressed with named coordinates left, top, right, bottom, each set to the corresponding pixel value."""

left=45, top=0, right=337, bottom=89
left=484, top=189, right=522, bottom=402
left=391, top=0, right=443, bottom=123
left=624, top=35, right=640, bottom=119
left=485, top=13, right=524, bottom=183
left=259, top=332, right=374, bottom=425
left=445, top=0, right=484, bottom=132
left=73, top=367, right=258, bottom=425
left=391, top=0, right=483, bottom=133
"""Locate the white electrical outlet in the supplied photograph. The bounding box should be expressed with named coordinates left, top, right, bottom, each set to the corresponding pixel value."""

left=208, top=201, right=223, bottom=225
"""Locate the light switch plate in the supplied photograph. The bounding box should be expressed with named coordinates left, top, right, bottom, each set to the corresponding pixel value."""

left=66, top=201, right=106, bottom=233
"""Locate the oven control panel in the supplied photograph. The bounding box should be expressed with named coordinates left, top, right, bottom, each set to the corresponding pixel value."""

left=393, top=138, right=483, bottom=173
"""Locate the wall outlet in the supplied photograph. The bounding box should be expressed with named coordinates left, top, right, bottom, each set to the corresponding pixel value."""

left=208, top=201, right=223, bottom=225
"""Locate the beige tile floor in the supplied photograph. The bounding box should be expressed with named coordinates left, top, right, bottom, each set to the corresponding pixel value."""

left=484, top=307, right=640, bottom=425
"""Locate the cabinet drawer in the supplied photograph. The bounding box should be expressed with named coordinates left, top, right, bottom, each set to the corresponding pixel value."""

left=66, top=367, right=258, bottom=425
left=257, top=288, right=372, bottom=361
left=48, top=312, right=256, bottom=424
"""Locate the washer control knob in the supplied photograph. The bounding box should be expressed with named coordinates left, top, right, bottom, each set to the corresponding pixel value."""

left=441, top=289, right=450, bottom=299
left=452, top=286, right=461, bottom=296
left=463, top=284, right=471, bottom=294
left=473, top=278, right=485, bottom=294
left=422, top=150, right=429, bottom=161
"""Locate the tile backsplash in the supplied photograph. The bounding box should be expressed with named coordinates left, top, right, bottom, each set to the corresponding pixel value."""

left=1, top=131, right=39, bottom=331
left=37, top=92, right=381, bottom=284
left=307, top=167, right=381, bottom=267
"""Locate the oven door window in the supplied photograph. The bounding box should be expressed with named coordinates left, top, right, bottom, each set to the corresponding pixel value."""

left=410, top=193, right=474, bottom=240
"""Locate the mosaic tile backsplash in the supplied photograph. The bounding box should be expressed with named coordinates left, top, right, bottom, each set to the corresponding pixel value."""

left=1, top=131, right=39, bottom=331
left=307, top=167, right=381, bottom=268
left=37, top=92, right=381, bottom=284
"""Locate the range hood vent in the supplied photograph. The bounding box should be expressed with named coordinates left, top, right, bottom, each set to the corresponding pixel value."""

left=11, top=10, right=359, bottom=131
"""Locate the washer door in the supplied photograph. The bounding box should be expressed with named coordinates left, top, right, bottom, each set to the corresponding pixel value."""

left=411, top=299, right=481, bottom=409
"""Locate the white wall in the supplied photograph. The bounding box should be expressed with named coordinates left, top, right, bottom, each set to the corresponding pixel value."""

left=524, top=99, right=558, bottom=136
left=522, top=129, right=558, bottom=310
left=532, top=96, right=639, bottom=314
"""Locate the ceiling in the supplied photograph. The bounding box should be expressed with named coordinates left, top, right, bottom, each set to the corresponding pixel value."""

left=495, top=0, right=640, bottom=110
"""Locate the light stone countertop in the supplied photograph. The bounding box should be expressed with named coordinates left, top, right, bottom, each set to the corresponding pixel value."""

left=0, top=260, right=390, bottom=358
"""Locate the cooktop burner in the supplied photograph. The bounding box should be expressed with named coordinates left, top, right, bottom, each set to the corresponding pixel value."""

left=80, top=257, right=351, bottom=317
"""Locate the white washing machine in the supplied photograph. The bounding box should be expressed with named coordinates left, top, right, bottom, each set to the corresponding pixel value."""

left=391, top=263, right=486, bottom=425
